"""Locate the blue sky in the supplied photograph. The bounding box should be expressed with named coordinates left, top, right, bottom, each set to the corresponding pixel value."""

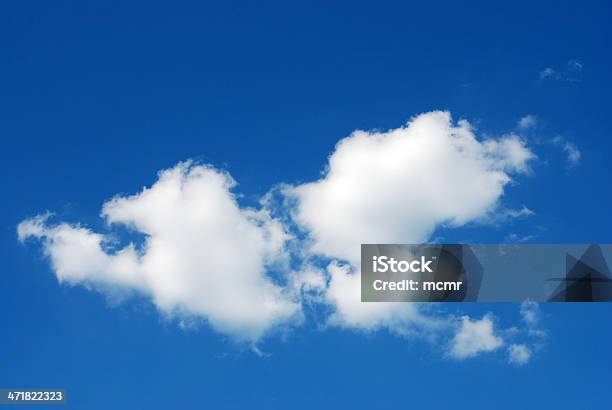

left=1, top=1, right=612, bottom=409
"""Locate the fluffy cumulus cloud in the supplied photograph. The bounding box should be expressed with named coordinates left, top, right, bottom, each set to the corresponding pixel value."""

left=562, top=142, right=581, bottom=165
left=286, top=111, right=534, bottom=333
left=520, top=300, right=546, bottom=338
left=552, top=136, right=581, bottom=167
left=20, top=111, right=542, bottom=359
left=518, top=114, right=537, bottom=130
left=444, top=304, right=545, bottom=362
left=448, top=314, right=504, bottom=359
left=507, top=344, right=532, bottom=365
left=288, top=111, right=534, bottom=266
left=18, top=163, right=300, bottom=342
left=539, top=67, right=556, bottom=79
left=520, top=300, right=539, bottom=326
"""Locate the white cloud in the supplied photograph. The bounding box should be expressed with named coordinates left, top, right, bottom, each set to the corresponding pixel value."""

left=552, top=136, right=581, bottom=167
left=567, top=59, right=583, bottom=71
left=540, top=60, right=583, bottom=82
left=286, top=111, right=534, bottom=333
left=507, top=344, right=531, bottom=365
left=447, top=304, right=543, bottom=363
left=287, top=111, right=535, bottom=267
left=518, top=115, right=537, bottom=130
left=504, top=233, right=536, bottom=243
left=520, top=300, right=539, bottom=326
left=448, top=314, right=504, bottom=359
left=483, top=205, right=534, bottom=225
left=19, top=111, right=542, bottom=360
left=18, top=162, right=300, bottom=343
left=563, top=142, right=581, bottom=165
left=520, top=300, right=546, bottom=338
left=539, top=67, right=556, bottom=79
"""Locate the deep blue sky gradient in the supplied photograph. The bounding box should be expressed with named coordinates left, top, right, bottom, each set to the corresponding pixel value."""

left=1, top=1, right=611, bottom=408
